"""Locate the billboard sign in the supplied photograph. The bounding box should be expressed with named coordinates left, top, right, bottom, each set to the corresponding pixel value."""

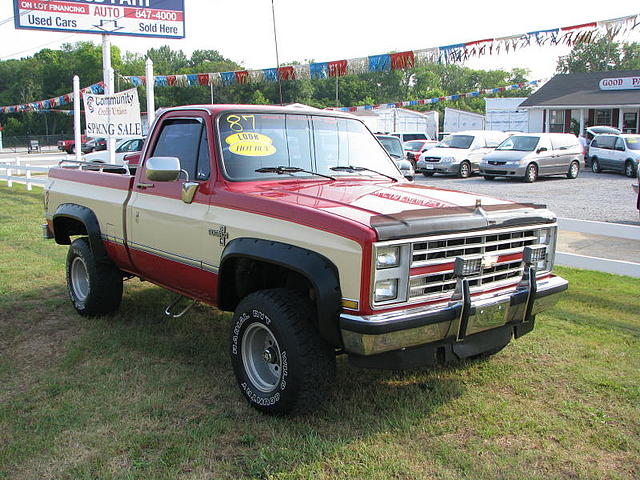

left=83, top=88, right=143, bottom=139
left=599, top=77, right=640, bottom=91
left=13, top=0, right=185, bottom=39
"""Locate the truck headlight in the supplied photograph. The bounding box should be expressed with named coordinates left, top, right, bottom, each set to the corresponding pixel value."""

left=376, top=246, right=400, bottom=269
left=375, top=279, right=398, bottom=302
left=372, top=244, right=410, bottom=306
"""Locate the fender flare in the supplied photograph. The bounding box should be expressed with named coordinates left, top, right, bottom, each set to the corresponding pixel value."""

left=52, top=203, right=108, bottom=262
left=219, top=238, right=343, bottom=346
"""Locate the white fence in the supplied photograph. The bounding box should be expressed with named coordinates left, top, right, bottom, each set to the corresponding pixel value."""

left=0, top=156, right=64, bottom=190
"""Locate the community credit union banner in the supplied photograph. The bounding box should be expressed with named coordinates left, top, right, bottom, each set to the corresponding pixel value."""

left=83, top=88, right=143, bottom=139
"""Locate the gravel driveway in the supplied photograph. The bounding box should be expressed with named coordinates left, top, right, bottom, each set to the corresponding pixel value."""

left=414, top=169, right=640, bottom=225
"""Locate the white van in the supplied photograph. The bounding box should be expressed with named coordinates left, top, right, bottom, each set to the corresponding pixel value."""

left=389, top=132, right=431, bottom=143
left=416, top=130, right=509, bottom=178
left=588, top=133, right=640, bottom=177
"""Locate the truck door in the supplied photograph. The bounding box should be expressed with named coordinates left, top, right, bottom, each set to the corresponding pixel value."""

left=126, top=111, right=217, bottom=301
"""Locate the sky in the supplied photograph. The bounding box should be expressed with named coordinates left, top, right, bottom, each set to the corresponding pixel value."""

left=0, top=1, right=639, bottom=85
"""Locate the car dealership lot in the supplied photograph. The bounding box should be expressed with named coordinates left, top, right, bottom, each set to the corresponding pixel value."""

left=415, top=170, right=639, bottom=225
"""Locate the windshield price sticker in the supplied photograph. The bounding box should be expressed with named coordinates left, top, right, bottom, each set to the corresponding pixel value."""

left=225, top=132, right=276, bottom=157
left=13, top=0, right=185, bottom=39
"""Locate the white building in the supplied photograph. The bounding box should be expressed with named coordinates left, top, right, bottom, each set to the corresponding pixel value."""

left=350, top=107, right=439, bottom=139
left=442, top=107, right=485, bottom=132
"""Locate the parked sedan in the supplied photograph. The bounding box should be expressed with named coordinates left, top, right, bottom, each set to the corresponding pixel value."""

left=84, top=138, right=144, bottom=165
left=403, top=139, right=438, bottom=164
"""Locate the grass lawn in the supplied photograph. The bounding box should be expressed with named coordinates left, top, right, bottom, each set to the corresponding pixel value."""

left=0, top=185, right=638, bottom=480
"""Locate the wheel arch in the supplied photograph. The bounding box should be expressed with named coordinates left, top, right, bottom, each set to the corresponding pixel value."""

left=52, top=203, right=108, bottom=262
left=218, top=238, right=343, bottom=346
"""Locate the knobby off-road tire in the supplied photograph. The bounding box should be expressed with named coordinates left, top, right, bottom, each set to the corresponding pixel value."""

left=66, top=237, right=123, bottom=316
left=229, top=288, right=336, bottom=415
left=567, top=160, right=580, bottom=179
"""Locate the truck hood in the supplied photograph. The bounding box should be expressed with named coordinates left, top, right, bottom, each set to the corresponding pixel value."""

left=237, top=179, right=555, bottom=240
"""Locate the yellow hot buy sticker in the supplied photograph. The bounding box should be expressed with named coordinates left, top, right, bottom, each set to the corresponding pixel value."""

left=225, top=132, right=276, bottom=156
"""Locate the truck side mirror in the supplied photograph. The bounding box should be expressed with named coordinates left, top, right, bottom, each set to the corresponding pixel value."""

left=536, top=147, right=547, bottom=154
left=146, top=156, right=181, bottom=181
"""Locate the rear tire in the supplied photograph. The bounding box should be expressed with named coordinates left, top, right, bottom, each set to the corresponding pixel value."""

left=458, top=161, right=471, bottom=178
left=66, top=237, right=123, bottom=316
left=591, top=158, right=601, bottom=173
left=566, top=160, right=580, bottom=179
left=625, top=160, right=636, bottom=178
left=524, top=163, right=538, bottom=183
left=229, top=288, right=336, bottom=415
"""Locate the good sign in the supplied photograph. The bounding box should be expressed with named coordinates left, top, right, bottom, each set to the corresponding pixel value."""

left=599, top=77, right=640, bottom=91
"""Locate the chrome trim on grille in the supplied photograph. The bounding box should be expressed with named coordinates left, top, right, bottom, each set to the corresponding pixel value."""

left=407, top=225, right=554, bottom=303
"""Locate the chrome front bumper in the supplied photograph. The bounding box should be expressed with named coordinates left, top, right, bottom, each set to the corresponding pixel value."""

left=340, top=274, right=568, bottom=357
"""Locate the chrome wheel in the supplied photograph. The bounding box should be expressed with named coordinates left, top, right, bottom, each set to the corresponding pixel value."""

left=568, top=161, right=579, bottom=179
left=241, top=323, right=282, bottom=393
left=525, top=164, right=537, bottom=183
left=459, top=161, right=471, bottom=178
left=625, top=161, right=634, bottom=178
left=70, top=256, right=89, bottom=302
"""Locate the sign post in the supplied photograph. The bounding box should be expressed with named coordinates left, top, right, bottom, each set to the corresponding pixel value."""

left=73, top=75, right=81, bottom=162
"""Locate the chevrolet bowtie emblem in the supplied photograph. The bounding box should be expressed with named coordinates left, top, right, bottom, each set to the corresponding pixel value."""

left=482, top=254, right=499, bottom=268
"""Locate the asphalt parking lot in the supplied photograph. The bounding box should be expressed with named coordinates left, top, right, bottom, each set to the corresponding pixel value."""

left=414, top=169, right=640, bottom=226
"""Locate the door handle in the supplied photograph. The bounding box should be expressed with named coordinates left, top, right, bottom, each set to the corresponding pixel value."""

left=136, top=182, right=154, bottom=189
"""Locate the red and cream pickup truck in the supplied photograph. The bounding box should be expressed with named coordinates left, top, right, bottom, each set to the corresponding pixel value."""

left=43, top=104, right=568, bottom=414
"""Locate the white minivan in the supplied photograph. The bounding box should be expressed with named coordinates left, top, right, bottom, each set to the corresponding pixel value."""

left=588, top=134, right=640, bottom=177
left=416, top=130, right=509, bottom=178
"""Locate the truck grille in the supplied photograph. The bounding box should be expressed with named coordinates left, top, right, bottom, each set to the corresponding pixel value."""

left=408, top=226, right=542, bottom=301
left=422, top=157, right=441, bottom=162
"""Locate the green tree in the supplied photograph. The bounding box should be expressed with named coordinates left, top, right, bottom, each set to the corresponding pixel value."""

left=557, top=36, right=640, bottom=73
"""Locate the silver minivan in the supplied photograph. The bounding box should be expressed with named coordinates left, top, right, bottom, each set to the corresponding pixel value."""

left=479, top=133, right=582, bottom=182
left=588, top=134, right=640, bottom=177
left=416, top=130, right=509, bottom=178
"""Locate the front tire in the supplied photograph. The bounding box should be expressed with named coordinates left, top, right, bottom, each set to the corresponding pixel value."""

left=483, top=175, right=495, bottom=181
left=422, top=171, right=434, bottom=177
left=229, top=288, right=336, bottom=415
left=625, top=160, right=636, bottom=178
left=66, top=237, right=123, bottom=316
left=591, top=158, right=601, bottom=173
left=524, top=163, right=538, bottom=183
left=458, top=161, right=471, bottom=178
left=567, top=160, right=580, bottom=179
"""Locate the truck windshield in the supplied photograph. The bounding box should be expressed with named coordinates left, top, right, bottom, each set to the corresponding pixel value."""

left=496, top=136, right=540, bottom=152
left=218, top=112, right=401, bottom=181
left=437, top=135, right=474, bottom=149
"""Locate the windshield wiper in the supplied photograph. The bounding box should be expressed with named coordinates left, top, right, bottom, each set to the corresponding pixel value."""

left=255, top=166, right=335, bottom=180
left=330, top=165, right=398, bottom=182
